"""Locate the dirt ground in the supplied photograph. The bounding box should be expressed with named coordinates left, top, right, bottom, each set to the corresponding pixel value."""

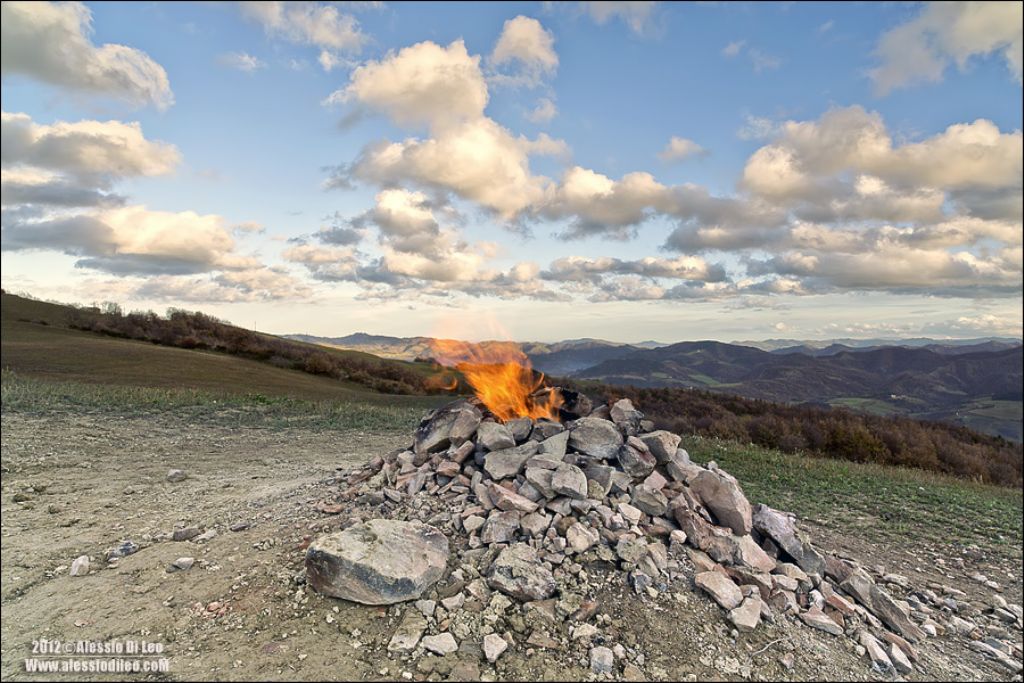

left=1, top=410, right=1021, bottom=681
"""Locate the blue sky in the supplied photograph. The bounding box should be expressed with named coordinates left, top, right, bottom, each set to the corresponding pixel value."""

left=1, top=1, right=1021, bottom=342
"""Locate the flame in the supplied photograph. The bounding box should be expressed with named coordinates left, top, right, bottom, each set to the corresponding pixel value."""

left=429, top=338, right=562, bottom=422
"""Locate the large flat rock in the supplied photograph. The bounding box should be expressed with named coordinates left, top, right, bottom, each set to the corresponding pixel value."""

left=306, top=520, right=449, bottom=605
left=690, top=469, right=752, bottom=535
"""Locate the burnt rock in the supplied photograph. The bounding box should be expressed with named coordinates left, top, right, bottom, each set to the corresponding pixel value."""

left=414, top=401, right=482, bottom=455
left=557, top=389, right=593, bottom=421
left=618, top=437, right=656, bottom=479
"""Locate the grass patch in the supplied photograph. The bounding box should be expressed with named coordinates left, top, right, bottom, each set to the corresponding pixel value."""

left=827, top=396, right=900, bottom=416
left=1, top=370, right=444, bottom=432
left=683, top=435, right=1023, bottom=559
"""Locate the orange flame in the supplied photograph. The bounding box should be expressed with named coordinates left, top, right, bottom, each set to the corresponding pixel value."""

left=429, top=338, right=562, bottom=422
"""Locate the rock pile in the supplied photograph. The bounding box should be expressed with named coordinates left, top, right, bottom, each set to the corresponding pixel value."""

left=308, top=394, right=1024, bottom=677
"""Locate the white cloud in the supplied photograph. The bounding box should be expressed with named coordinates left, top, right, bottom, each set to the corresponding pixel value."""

left=239, top=1, right=366, bottom=71
left=128, top=268, right=312, bottom=303
left=1, top=112, right=180, bottom=184
left=722, top=40, right=745, bottom=58
left=527, top=97, right=558, bottom=123
left=543, top=255, right=727, bottom=283
left=871, top=1, right=1023, bottom=95
left=736, top=115, right=780, bottom=141
left=0, top=1, right=173, bottom=109
left=326, top=40, right=488, bottom=131
left=740, top=106, right=1022, bottom=203
left=579, top=2, right=659, bottom=35
left=490, top=16, right=558, bottom=88
left=748, top=47, right=781, bottom=73
left=658, top=136, right=707, bottom=162
left=349, top=116, right=557, bottom=219
left=218, top=52, right=267, bottom=73
left=2, top=204, right=252, bottom=276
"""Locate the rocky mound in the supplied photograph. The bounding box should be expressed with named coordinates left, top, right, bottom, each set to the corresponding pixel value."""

left=306, top=395, right=1024, bottom=678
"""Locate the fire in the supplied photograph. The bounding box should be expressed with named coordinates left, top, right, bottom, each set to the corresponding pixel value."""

left=429, top=338, right=562, bottom=422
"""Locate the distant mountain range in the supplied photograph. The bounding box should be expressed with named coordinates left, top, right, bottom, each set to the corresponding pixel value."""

left=287, top=332, right=1023, bottom=441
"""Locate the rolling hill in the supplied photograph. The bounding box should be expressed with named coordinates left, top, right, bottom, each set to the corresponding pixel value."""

left=0, top=292, right=443, bottom=407
left=572, top=340, right=1023, bottom=441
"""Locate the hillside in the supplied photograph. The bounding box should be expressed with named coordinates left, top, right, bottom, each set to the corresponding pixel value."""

left=573, top=341, right=1024, bottom=441
left=0, top=292, right=443, bottom=407
left=289, top=332, right=640, bottom=375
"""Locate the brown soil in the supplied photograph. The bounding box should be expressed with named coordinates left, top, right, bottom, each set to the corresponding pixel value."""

left=1, top=411, right=1020, bottom=681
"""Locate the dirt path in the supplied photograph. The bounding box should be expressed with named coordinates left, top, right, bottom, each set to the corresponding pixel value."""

left=1, top=412, right=1020, bottom=681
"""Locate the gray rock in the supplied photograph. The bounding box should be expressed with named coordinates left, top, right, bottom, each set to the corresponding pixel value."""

left=638, top=431, right=681, bottom=463
left=537, top=431, right=570, bottom=458
left=840, top=569, right=926, bottom=642
left=487, top=544, right=556, bottom=601
left=489, top=484, right=539, bottom=513
left=388, top=610, right=427, bottom=652
left=551, top=464, right=587, bottom=500
left=751, top=504, right=825, bottom=576
left=483, top=633, right=508, bottom=663
left=631, top=485, right=668, bottom=517
left=690, top=469, right=752, bottom=535
left=858, top=630, right=893, bottom=672
left=70, top=555, right=90, bottom=577
left=507, top=417, right=534, bottom=443
left=166, top=469, right=187, bottom=483
left=888, top=643, right=913, bottom=674
left=525, top=468, right=556, bottom=498
left=415, top=599, right=436, bottom=618
left=674, top=506, right=775, bottom=573
left=172, top=527, right=201, bottom=542
left=421, top=632, right=459, bottom=656
left=584, top=464, right=614, bottom=497
left=106, top=540, right=140, bottom=561
left=484, top=442, right=540, bottom=480
left=531, top=419, right=565, bottom=441
left=609, top=398, right=643, bottom=430
left=800, top=607, right=843, bottom=636
left=729, top=596, right=762, bottom=632
left=463, top=515, right=486, bottom=534
left=695, top=571, right=743, bottom=610
left=590, top=646, right=615, bottom=674
left=167, top=556, right=194, bottom=572
left=618, top=437, right=656, bottom=479
left=616, top=536, right=649, bottom=564
left=566, top=523, right=599, bottom=553
left=306, top=519, right=448, bottom=605
left=480, top=510, right=521, bottom=544
left=568, top=417, right=623, bottom=459
left=476, top=421, right=515, bottom=451
left=414, top=401, right=482, bottom=455
left=521, top=511, right=551, bottom=537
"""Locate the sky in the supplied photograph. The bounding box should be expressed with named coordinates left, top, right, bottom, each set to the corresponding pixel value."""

left=1, top=1, right=1022, bottom=343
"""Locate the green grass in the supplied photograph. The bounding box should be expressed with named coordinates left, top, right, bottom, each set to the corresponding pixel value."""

left=1, top=370, right=443, bottom=432
left=827, top=396, right=900, bottom=416
left=683, top=435, right=1023, bottom=558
